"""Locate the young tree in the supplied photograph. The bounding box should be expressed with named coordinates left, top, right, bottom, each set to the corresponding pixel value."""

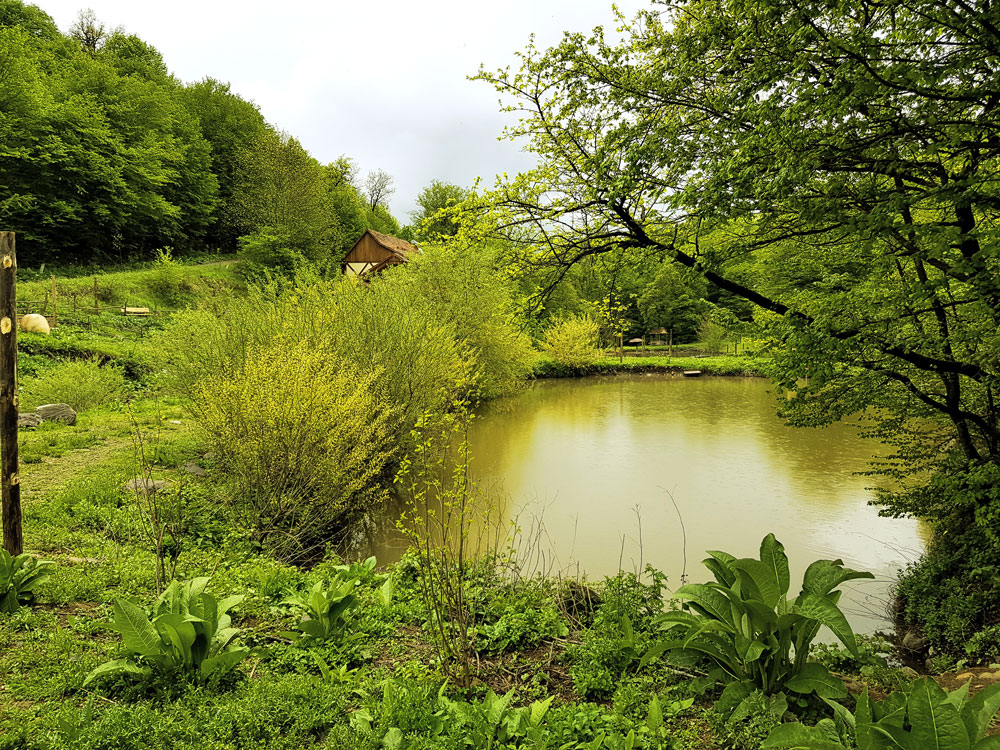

left=364, top=169, right=395, bottom=212
left=230, top=130, right=331, bottom=261
left=410, top=180, right=469, bottom=240
left=68, top=8, right=106, bottom=56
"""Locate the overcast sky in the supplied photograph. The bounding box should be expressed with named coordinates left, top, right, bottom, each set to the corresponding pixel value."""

left=35, top=0, right=651, bottom=223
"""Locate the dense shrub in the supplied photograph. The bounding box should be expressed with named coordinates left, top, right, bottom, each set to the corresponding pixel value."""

left=541, top=315, right=602, bottom=370
left=236, top=227, right=305, bottom=282
left=145, top=247, right=194, bottom=308
left=162, top=279, right=468, bottom=442
left=383, top=244, right=536, bottom=398
left=21, top=358, right=128, bottom=411
left=192, top=340, right=398, bottom=561
left=895, top=526, right=1000, bottom=661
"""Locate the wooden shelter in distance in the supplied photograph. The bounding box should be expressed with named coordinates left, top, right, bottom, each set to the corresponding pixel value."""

left=342, top=230, right=418, bottom=278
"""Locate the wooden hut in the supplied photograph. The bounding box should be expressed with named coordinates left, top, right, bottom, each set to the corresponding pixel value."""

left=342, top=230, right=418, bottom=278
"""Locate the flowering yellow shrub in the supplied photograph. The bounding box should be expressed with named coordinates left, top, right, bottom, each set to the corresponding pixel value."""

left=192, top=340, right=398, bottom=560
left=541, top=315, right=602, bottom=370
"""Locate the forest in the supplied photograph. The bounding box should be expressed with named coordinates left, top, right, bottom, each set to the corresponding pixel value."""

left=2, top=0, right=1000, bottom=749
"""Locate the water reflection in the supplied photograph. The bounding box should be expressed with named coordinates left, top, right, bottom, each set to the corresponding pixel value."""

left=355, top=375, right=927, bottom=633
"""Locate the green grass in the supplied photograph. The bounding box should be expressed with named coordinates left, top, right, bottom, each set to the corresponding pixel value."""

left=19, top=257, right=241, bottom=313
left=533, top=353, right=768, bottom=378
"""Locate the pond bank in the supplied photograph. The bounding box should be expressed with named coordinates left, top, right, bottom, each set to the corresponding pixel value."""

left=533, top=354, right=769, bottom=378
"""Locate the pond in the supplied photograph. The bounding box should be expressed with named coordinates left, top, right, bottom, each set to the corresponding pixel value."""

left=362, top=374, right=926, bottom=634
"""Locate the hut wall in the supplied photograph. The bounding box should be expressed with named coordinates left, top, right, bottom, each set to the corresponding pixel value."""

left=344, top=234, right=392, bottom=264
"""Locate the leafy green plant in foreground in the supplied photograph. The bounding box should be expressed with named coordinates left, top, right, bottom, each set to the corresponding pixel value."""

left=84, top=578, right=247, bottom=686
left=642, top=534, right=873, bottom=701
left=0, top=549, right=53, bottom=613
left=764, top=677, right=1000, bottom=750
left=282, top=574, right=361, bottom=642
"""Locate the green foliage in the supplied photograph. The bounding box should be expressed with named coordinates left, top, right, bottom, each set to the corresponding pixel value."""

left=0, top=550, right=53, bottom=613
left=145, top=247, right=194, bottom=308
left=764, top=678, right=1000, bottom=750
left=895, top=523, right=1000, bottom=660
left=229, top=130, right=332, bottom=263
left=568, top=568, right=668, bottom=698
left=697, top=317, right=728, bottom=356
left=541, top=314, right=602, bottom=370
left=191, top=338, right=398, bottom=561
left=20, top=357, right=128, bottom=411
left=712, top=688, right=786, bottom=750
left=236, top=226, right=305, bottom=281
left=411, top=179, right=469, bottom=240
left=385, top=242, right=536, bottom=399
left=637, top=263, right=706, bottom=343
left=436, top=688, right=556, bottom=748
left=642, top=534, right=872, bottom=699
left=84, top=577, right=247, bottom=688
left=475, top=600, right=568, bottom=655
left=281, top=559, right=374, bottom=642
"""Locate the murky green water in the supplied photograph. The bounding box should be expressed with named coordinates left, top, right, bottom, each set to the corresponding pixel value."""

left=364, top=375, right=926, bottom=633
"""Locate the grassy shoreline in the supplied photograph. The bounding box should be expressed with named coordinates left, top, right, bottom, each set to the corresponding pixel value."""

left=533, top=354, right=769, bottom=379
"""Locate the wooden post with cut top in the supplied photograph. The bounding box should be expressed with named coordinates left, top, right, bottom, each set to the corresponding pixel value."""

left=0, top=232, right=22, bottom=555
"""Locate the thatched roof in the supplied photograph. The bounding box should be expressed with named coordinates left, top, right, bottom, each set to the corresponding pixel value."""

left=649, top=327, right=668, bottom=335
left=366, top=230, right=418, bottom=261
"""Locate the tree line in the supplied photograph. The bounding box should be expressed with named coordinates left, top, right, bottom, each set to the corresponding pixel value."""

left=0, top=2, right=401, bottom=267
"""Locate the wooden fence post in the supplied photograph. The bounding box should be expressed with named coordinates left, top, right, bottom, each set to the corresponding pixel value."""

left=0, top=232, right=22, bottom=555
left=50, top=274, right=57, bottom=328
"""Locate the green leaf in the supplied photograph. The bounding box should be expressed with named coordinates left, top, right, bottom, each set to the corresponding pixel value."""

left=963, top=682, right=1000, bottom=742
left=112, top=599, right=163, bottom=657
left=378, top=577, right=395, bottom=607
left=382, top=727, right=403, bottom=750
left=785, top=663, right=847, bottom=699
left=83, top=658, right=152, bottom=687
left=295, top=618, right=328, bottom=639
left=762, top=722, right=847, bottom=749
left=156, top=612, right=197, bottom=667
left=760, top=533, right=791, bottom=599
left=529, top=695, right=554, bottom=727
left=801, top=560, right=874, bottom=597
left=675, top=583, right=738, bottom=626
left=200, top=648, right=248, bottom=678
left=796, top=593, right=859, bottom=656
left=974, top=736, right=1000, bottom=749
left=908, top=678, right=970, bottom=750
left=648, top=695, right=663, bottom=732
left=715, top=680, right=753, bottom=719
left=732, top=558, right=782, bottom=608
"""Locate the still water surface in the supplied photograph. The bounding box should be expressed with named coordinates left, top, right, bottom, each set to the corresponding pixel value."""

left=367, top=375, right=926, bottom=633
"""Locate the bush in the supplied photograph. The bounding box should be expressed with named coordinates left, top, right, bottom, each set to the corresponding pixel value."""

left=567, top=568, right=668, bottom=698
left=192, top=339, right=398, bottom=561
left=382, top=243, right=536, bottom=399
left=895, top=529, right=1000, bottom=661
left=713, top=689, right=785, bottom=750
left=146, top=247, right=193, bottom=308
left=161, top=278, right=469, bottom=444
left=237, top=227, right=306, bottom=282
left=541, top=315, right=602, bottom=370
left=21, top=358, right=128, bottom=411
left=84, top=578, right=248, bottom=691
